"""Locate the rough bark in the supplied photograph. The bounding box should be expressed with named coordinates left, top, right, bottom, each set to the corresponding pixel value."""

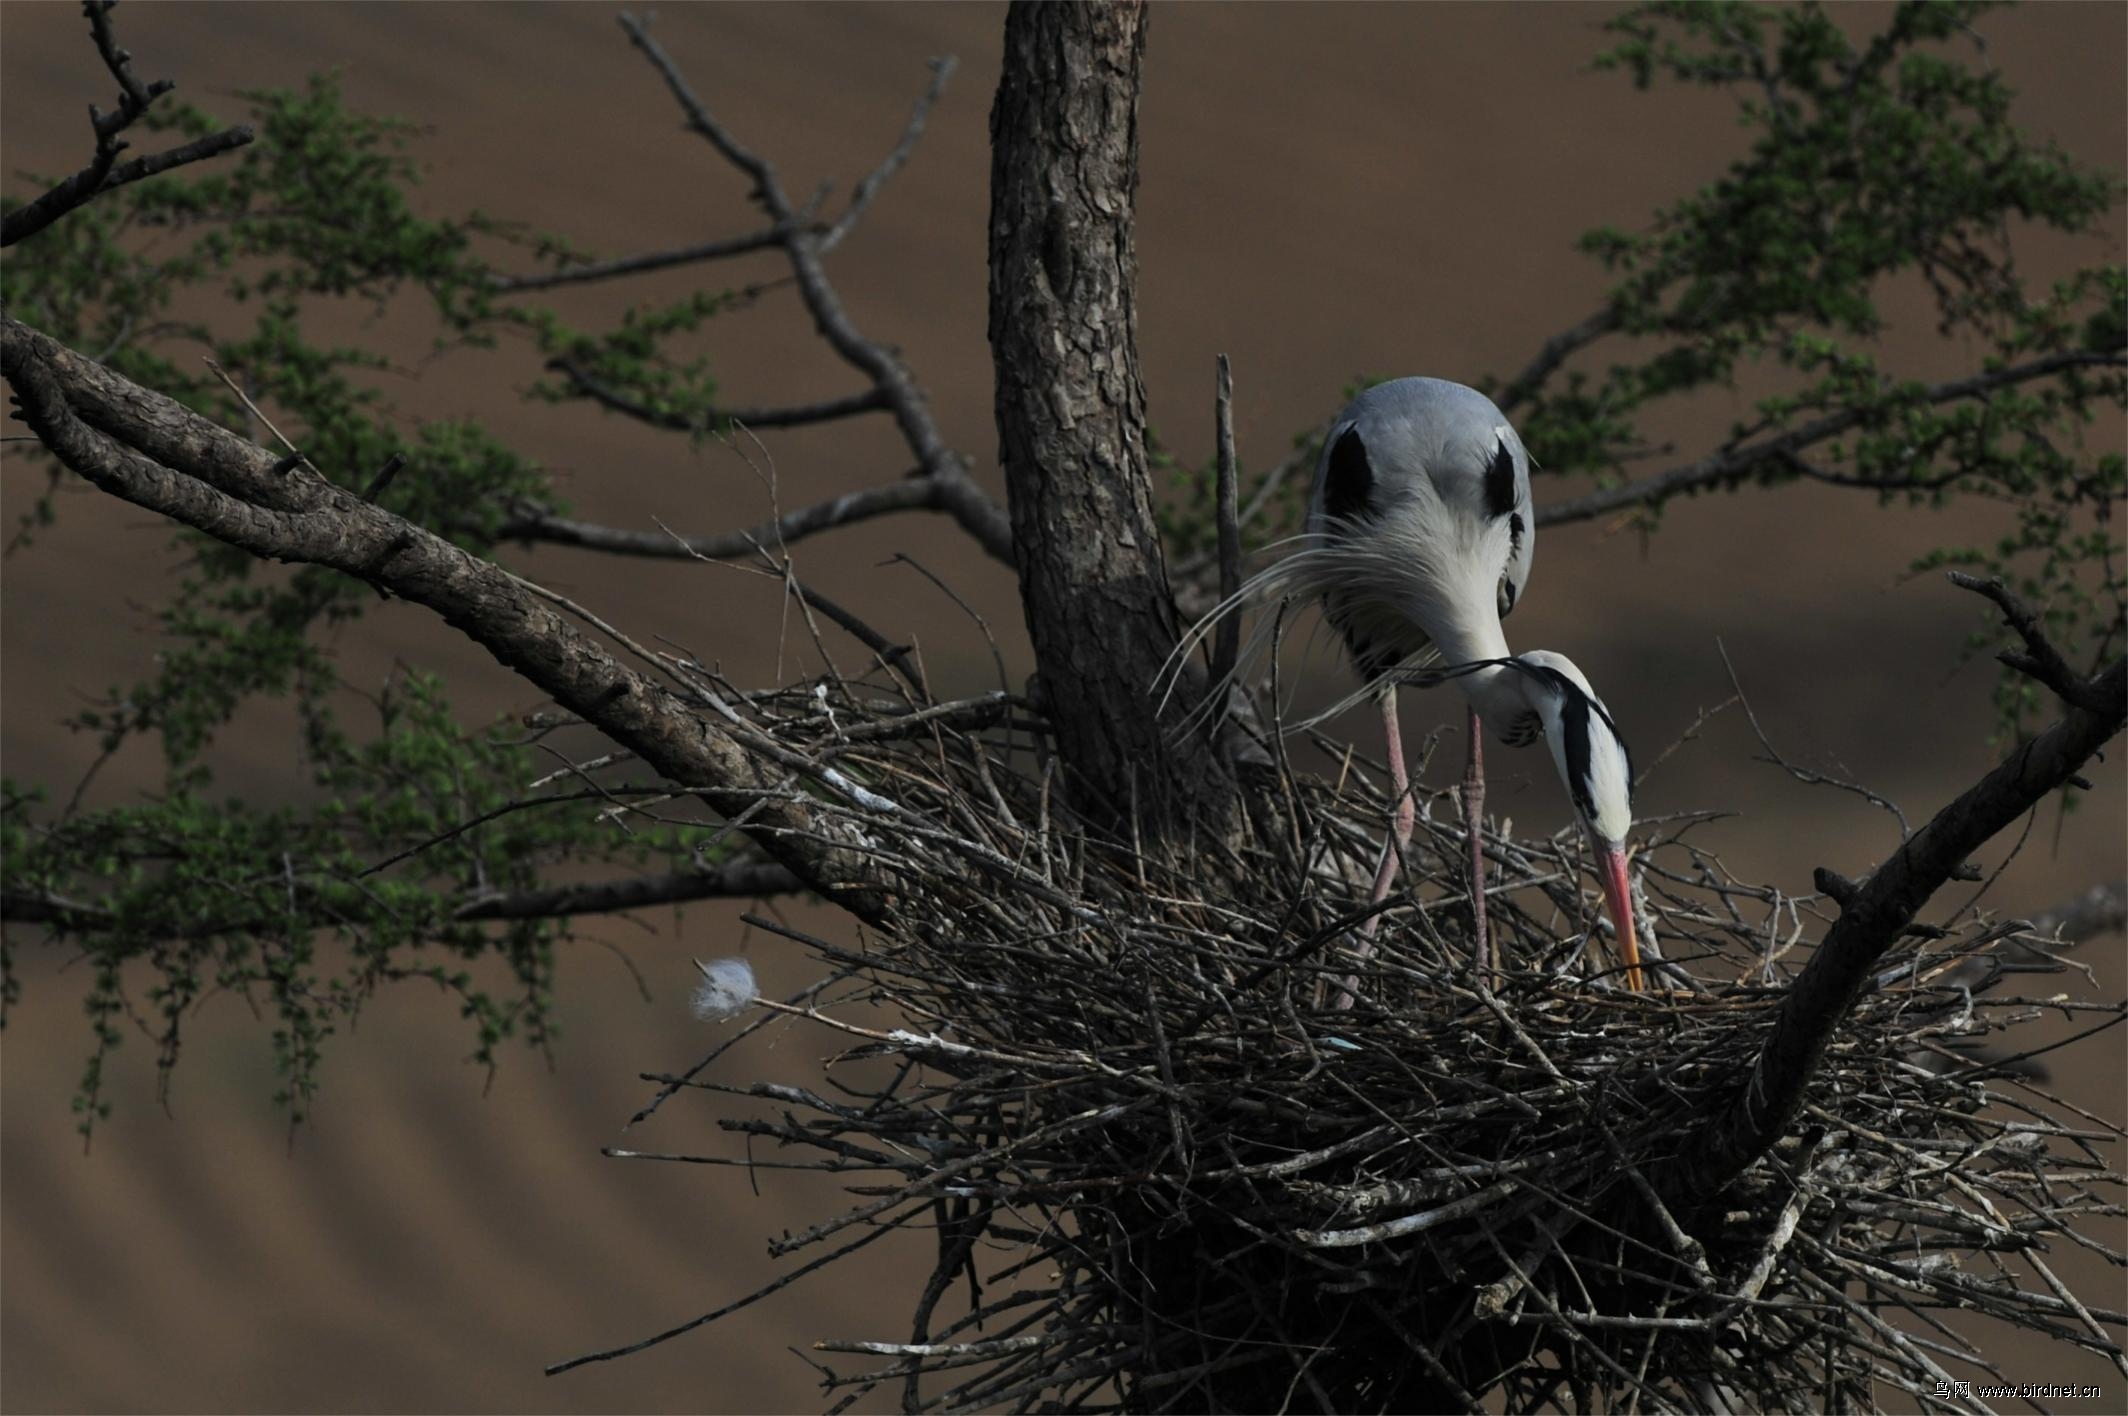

left=988, top=0, right=1216, bottom=827
left=2, top=316, right=898, bottom=924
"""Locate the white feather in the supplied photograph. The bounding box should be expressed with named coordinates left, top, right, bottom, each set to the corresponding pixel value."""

left=690, top=957, right=758, bottom=1022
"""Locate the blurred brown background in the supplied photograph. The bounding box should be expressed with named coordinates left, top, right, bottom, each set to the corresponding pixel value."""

left=2, top=3, right=2122, bottom=1412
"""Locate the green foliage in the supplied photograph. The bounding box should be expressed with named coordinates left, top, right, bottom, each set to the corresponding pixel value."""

left=5, top=673, right=721, bottom=1135
left=4, top=73, right=748, bottom=1134
left=1502, top=0, right=2123, bottom=744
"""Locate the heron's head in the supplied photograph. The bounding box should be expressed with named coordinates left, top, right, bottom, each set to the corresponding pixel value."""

left=1304, top=378, right=1535, bottom=619
left=1508, top=651, right=1640, bottom=983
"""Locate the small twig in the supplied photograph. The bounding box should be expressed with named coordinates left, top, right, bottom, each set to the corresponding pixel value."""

left=1208, top=354, right=1242, bottom=693
left=1719, top=638, right=1910, bottom=838
left=358, top=452, right=407, bottom=503
left=821, top=56, right=957, bottom=252
left=200, top=358, right=320, bottom=477
left=0, top=4, right=253, bottom=247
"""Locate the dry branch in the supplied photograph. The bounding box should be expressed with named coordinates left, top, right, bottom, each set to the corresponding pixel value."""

left=1670, top=583, right=2127, bottom=1202
left=1, top=2, right=253, bottom=247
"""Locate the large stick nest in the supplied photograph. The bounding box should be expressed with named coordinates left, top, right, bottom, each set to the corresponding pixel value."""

left=603, top=667, right=2124, bottom=1414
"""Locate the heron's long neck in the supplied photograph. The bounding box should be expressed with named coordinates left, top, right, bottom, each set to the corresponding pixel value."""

left=1413, top=591, right=1522, bottom=723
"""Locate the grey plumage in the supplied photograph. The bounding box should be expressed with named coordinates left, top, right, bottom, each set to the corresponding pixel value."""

left=1158, top=374, right=1646, bottom=994
left=1163, top=378, right=1534, bottom=735
left=1306, top=378, right=1534, bottom=678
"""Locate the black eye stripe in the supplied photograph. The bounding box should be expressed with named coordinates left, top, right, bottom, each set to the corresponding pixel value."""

left=1322, top=426, right=1373, bottom=522
left=1484, top=438, right=1518, bottom=521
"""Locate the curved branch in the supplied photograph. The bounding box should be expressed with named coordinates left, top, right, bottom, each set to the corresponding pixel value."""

left=1666, top=630, right=2126, bottom=1201
left=1537, top=350, right=2127, bottom=528
left=3, top=315, right=898, bottom=923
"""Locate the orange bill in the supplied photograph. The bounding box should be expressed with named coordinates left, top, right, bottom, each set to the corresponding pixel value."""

left=1595, top=843, right=1644, bottom=993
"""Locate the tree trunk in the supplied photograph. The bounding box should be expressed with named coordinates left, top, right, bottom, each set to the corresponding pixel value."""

left=988, top=0, right=1218, bottom=829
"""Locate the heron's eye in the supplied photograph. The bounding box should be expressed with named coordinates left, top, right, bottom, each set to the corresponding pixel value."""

left=1483, top=438, right=1518, bottom=521
left=1322, top=427, right=1373, bottom=522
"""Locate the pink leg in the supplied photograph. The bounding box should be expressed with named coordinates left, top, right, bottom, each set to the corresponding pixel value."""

left=1330, top=692, right=1415, bottom=1010
left=1465, top=702, right=1491, bottom=985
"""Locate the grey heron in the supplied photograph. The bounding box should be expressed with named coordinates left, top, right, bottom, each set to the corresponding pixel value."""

left=1172, top=377, right=1644, bottom=994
